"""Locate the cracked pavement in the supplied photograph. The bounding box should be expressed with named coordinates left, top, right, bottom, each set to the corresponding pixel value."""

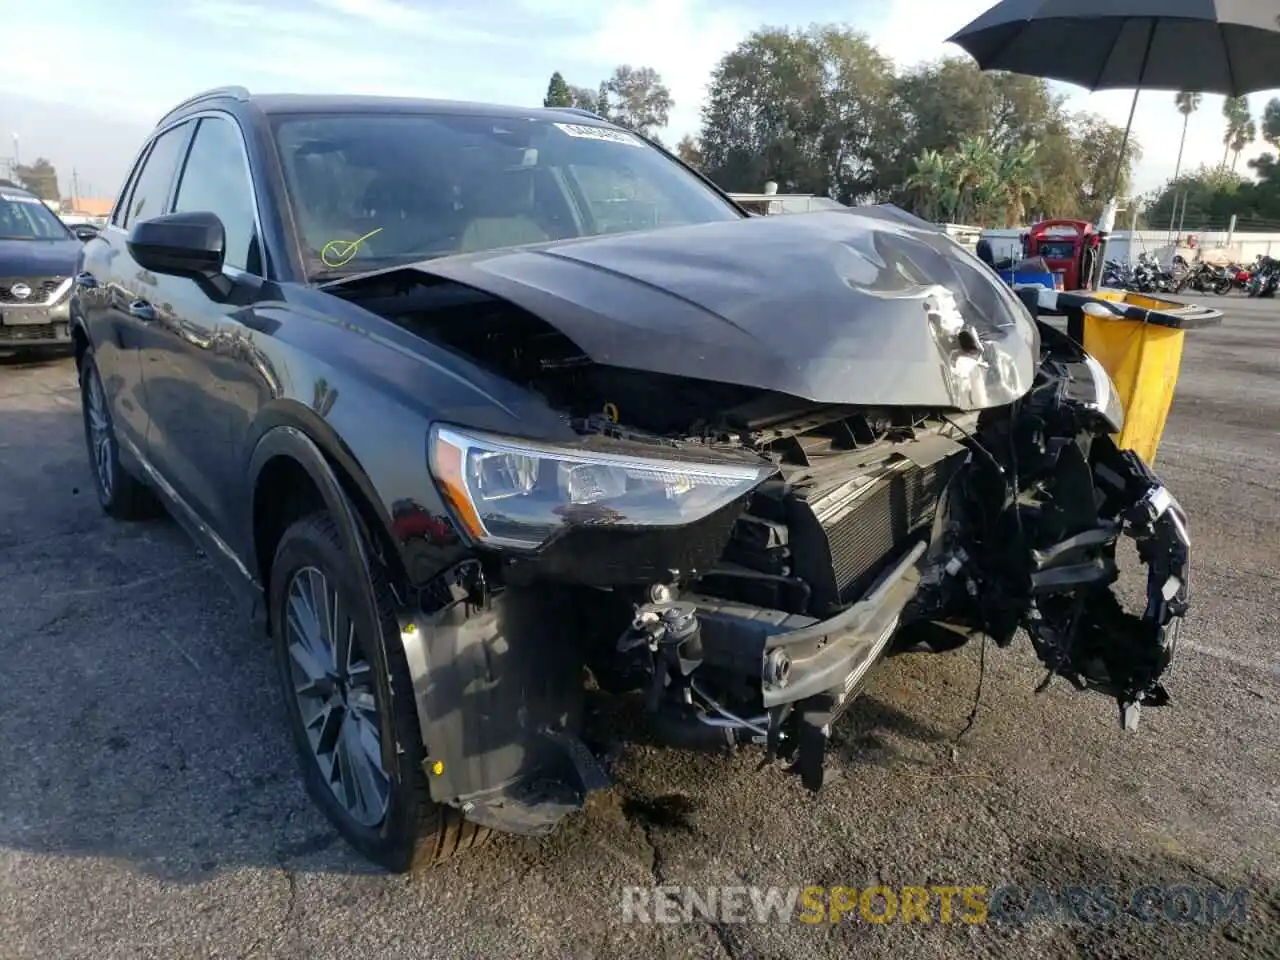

left=0, top=296, right=1277, bottom=959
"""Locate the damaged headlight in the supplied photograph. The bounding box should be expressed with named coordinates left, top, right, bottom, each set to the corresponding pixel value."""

left=1081, top=352, right=1125, bottom=433
left=429, top=426, right=774, bottom=548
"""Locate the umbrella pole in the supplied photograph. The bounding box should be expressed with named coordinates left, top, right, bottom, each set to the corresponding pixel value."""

left=1093, top=19, right=1156, bottom=288
left=1092, top=87, right=1140, bottom=287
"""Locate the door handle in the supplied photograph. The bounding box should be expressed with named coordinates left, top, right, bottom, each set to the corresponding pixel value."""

left=75, top=271, right=98, bottom=289
left=128, top=300, right=156, bottom=322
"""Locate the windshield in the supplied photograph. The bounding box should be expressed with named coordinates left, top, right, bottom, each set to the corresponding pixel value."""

left=0, top=191, right=72, bottom=240
left=271, top=112, right=742, bottom=275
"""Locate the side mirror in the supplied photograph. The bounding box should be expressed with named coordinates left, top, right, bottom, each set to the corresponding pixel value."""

left=127, top=211, right=225, bottom=280
left=70, top=223, right=100, bottom=242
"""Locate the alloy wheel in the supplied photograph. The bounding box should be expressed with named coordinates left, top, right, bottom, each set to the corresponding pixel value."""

left=284, top=566, right=390, bottom=827
left=85, top=366, right=114, bottom=501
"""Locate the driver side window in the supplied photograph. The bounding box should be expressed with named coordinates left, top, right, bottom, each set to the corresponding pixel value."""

left=172, top=116, right=260, bottom=273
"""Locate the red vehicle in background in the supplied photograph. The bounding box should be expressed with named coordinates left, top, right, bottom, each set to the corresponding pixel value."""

left=1026, top=219, right=1100, bottom=290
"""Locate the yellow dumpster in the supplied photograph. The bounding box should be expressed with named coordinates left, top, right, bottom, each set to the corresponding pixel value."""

left=1057, top=290, right=1223, bottom=464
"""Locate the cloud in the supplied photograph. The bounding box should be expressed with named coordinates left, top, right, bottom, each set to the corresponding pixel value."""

left=555, top=0, right=753, bottom=138
left=5, top=0, right=1276, bottom=202
left=308, top=0, right=515, bottom=45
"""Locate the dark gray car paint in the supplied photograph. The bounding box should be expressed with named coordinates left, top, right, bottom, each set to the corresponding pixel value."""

left=388, top=209, right=1040, bottom=411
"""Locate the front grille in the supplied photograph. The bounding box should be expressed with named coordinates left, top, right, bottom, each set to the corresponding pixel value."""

left=0, top=323, right=63, bottom=342
left=787, top=454, right=962, bottom=611
left=0, top=277, right=65, bottom=305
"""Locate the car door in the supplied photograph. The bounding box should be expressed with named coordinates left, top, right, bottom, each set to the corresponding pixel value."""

left=78, top=122, right=193, bottom=456
left=141, top=113, right=267, bottom=542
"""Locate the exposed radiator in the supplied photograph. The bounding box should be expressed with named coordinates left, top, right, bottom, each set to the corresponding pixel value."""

left=788, top=455, right=961, bottom=612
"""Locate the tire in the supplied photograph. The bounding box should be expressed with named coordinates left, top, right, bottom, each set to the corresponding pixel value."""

left=78, top=347, right=159, bottom=520
left=269, top=511, right=490, bottom=872
left=1212, top=278, right=1232, bottom=296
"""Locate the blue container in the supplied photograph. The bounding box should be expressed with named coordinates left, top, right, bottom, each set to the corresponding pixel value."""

left=997, top=268, right=1055, bottom=289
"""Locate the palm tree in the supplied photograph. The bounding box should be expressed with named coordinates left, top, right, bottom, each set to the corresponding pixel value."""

left=995, top=141, right=1040, bottom=226
left=1231, top=118, right=1257, bottom=170
left=1173, top=91, right=1201, bottom=182
left=951, top=136, right=999, bottom=224
left=906, top=149, right=949, bottom=222
left=1222, top=96, right=1250, bottom=169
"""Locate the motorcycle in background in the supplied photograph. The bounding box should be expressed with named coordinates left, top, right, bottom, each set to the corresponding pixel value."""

left=1247, top=256, right=1279, bottom=298
left=1130, top=252, right=1178, bottom=294
left=1102, top=259, right=1131, bottom=288
left=1175, top=261, right=1234, bottom=295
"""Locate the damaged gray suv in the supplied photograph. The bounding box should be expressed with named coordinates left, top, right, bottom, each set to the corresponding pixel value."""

left=70, top=87, right=1190, bottom=871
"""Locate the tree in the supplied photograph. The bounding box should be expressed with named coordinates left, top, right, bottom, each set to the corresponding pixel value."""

left=543, top=71, right=572, bottom=108
left=994, top=140, right=1040, bottom=226
left=674, top=135, right=703, bottom=169
left=603, top=65, right=673, bottom=138
left=699, top=25, right=897, bottom=204
left=1230, top=118, right=1257, bottom=171
left=13, top=158, right=59, bottom=201
left=565, top=84, right=602, bottom=115
left=1222, top=95, right=1251, bottom=169
left=882, top=56, right=1131, bottom=222
left=1173, top=91, right=1202, bottom=182
left=903, top=135, right=1037, bottom=226
left=1072, top=113, right=1143, bottom=220
left=694, top=27, right=1138, bottom=224
left=1145, top=164, right=1250, bottom=228
left=1262, top=97, right=1280, bottom=151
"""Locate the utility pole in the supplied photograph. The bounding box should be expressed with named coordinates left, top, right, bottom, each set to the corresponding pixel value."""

left=11, top=133, right=18, bottom=168
left=71, top=168, right=81, bottom=211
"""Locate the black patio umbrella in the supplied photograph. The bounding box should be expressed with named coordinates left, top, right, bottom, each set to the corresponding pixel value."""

left=948, top=0, right=1280, bottom=282
left=948, top=1, right=1280, bottom=97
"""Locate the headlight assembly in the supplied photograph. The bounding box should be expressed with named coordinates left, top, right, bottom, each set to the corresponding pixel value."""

left=1081, top=352, right=1125, bottom=433
left=429, top=426, right=774, bottom=548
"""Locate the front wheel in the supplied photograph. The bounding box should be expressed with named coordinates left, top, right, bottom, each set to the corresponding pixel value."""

left=269, top=511, right=490, bottom=872
left=1211, top=278, right=1233, bottom=295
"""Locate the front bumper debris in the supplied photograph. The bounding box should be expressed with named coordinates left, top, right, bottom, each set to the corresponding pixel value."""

left=1018, top=438, right=1190, bottom=730
left=620, top=541, right=930, bottom=791
left=1083, top=445, right=1190, bottom=728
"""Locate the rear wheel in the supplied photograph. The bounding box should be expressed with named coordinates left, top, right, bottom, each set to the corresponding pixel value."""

left=78, top=348, right=159, bottom=520
left=269, top=511, right=490, bottom=871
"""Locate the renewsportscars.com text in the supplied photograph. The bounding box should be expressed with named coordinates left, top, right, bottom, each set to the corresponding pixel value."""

left=620, top=884, right=1251, bottom=926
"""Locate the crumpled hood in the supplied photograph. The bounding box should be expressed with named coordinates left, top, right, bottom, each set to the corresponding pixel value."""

left=401, top=207, right=1040, bottom=410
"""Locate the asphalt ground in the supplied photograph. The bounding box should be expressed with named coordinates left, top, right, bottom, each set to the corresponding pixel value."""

left=1, top=295, right=1277, bottom=959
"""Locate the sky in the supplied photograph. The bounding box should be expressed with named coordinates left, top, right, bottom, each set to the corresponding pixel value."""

left=2, top=0, right=1276, bottom=204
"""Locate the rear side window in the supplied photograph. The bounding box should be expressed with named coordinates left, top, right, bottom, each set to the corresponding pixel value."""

left=173, top=116, right=259, bottom=272
left=122, top=123, right=190, bottom=229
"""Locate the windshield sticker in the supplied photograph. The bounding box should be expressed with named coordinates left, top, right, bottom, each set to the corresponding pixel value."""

left=320, top=227, right=384, bottom=268
left=553, top=123, right=643, bottom=147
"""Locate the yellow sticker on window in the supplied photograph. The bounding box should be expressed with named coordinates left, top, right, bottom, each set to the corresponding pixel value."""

left=320, top=227, right=384, bottom=268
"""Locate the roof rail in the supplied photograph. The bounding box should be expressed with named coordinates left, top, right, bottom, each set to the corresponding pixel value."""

left=557, top=107, right=605, bottom=121
left=155, top=86, right=251, bottom=127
